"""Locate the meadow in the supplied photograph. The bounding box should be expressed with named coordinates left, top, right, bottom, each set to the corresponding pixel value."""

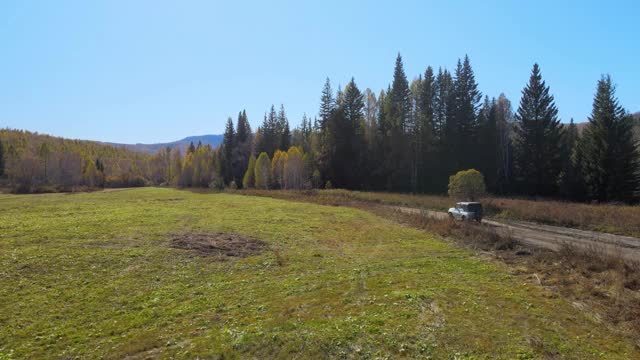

left=1, top=188, right=638, bottom=359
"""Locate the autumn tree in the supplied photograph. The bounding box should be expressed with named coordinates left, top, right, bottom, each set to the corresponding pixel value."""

left=254, top=152, right=271, bottom=189
left=242, top=155, right=256, bottom=188
left=448, top=169, right=486, bottom=201
left=271, top=149, right=287, bottom=189
left=284, top=146, right=304, bottom=189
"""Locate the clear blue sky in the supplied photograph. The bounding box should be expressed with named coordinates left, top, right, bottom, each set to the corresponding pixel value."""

left=1, top=1, right=638, bottom=144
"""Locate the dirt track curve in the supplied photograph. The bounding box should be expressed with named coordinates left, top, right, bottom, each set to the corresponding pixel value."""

left=390, top=206, right=640, bottom=263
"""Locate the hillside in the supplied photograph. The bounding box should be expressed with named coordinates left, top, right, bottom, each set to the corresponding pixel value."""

left=102, top=134, right=223, bottom=155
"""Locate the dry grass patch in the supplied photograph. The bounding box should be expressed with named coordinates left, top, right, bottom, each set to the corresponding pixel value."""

left=170, top=232, right=269, bottom=259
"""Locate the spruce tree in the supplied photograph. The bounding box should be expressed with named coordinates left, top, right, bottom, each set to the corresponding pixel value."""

left=341, top=77, right=366, bottom=188
left=417, top=66, right=436, bottom=192
left=387, top=53, right=412, bottom=191
left=452, top=55, right=482, bottom=171
left=278, top=105, right=290, bottom=150
left=477, top=96, right=499, bottom=192
left=579, top=75, right=639, bottom=202
left=187, top=141, right=196, bottom=155
left=559, top=119, right=586, bottom=200
left=319, top=77, right=335, bottom=130
left=221, top=117, right=236, bottom=184
left=514, top=63, right=565, bottom=196
left=435, top=68, right=456, bottom=191
left=236, top=110, right=251, bottom=144
left=494, top=94, right=515, bottom=194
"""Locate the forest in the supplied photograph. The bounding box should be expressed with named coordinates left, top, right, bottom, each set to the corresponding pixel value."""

left=1, top=54, right=638, bottom=203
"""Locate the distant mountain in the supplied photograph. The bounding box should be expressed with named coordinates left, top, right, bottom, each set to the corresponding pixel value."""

left=102, top=134, right=223, bottom=155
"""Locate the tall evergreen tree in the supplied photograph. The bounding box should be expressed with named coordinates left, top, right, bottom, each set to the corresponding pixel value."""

left=221, top=117, right=236, bottom=184
left=514, top=63, right=565, bottom=196
left=494, top=94, right=514, bottom=194
left=579, top=75, right=639, bottom=202
left=255, top=106, right=279, bottom=156
left=236, top=110, right=251, bottom=144
left=278, top=105, right=290, bottom=150
left=341, top=77, right=366, bottom=188
left=187, top=141, right=196, bottom=155
left=417, top=66, right=436, bottom=192
left=477, top=96, right=499, bottom=192
left=386, top=53, right=412, bottom=191
left=319, top=77, right=335, bottom=130
left=434, top=68, right=455, bottom=191
left=452, top=55, right=482, bottom=171
left=558, top=119, right=585, bottom=200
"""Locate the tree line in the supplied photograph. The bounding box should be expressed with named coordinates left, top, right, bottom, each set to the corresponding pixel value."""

left=1, top=54, right=638, bottom=202
left=222, top=54, right=638, bottom=203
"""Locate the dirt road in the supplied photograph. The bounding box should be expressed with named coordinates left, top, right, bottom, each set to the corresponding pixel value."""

left=390, top=206, right=640, bottom=262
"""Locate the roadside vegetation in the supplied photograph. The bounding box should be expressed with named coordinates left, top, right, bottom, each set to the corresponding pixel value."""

left=234, top=188, right=640, bottom=349
left=282, top=189, right=640, bottom=238
left=1, top=188, right=638, bottom=358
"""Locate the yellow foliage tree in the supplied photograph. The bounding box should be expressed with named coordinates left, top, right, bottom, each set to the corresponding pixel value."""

left=284, top=146, right=304, bottom=189
left=448, top=169, right=486, bottom=201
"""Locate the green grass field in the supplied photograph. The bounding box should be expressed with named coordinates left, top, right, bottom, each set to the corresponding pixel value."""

left=0, top=188, right=637, bottom=359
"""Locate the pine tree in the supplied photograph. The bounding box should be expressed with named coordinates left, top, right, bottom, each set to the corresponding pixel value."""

left=319, top=77, right=335, bottom=130
left=318, top=78, right=337, bottom=185
left=514, top=63, right=565, bottom=196
left=221, top=117, right=236, bottom=184
left=579, top=75, right=639, bottom=202
left=236, top=110, right=251, bottom=144
left=386, top=53, right=412, bottom=191
left=494, top=94, right=514, bottom=194
left=559, top=119, right=585, bottom=200
left=278, top=105, right=290, bottom=150
left=452, top=55, right=482, bottom=171
left=187, top=141, right=196, bottom=155
left=477, top=96, right=499, bottom=192
left=433, top=68, right=455, bottom=191
left=342, top=77, right=366, bottom=188
left=417, top=66, right=436, bottom=192
left=255, top=106, right=279, bottom=156
left=234, top=110, right=252, bottom=187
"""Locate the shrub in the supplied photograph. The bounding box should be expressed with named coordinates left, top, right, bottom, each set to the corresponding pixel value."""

left=448, top=169, right=486, bottom=201
left=208, top=177, right=225, bottom=191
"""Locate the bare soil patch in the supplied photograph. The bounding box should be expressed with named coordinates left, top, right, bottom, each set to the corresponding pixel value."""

left=170, top=232, right=268, bottom=259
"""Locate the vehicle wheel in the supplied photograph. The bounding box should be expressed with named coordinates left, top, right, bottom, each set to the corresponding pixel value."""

left=448, top=213, right=454, bottom=219
left=461, top=216, right=466, bottom=221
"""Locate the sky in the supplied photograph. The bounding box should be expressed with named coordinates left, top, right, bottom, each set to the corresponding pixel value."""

left=1, top=1, right=639, bottom=144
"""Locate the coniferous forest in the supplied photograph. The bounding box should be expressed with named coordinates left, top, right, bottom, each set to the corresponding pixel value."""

left=1, top=54, right=639, bottom=203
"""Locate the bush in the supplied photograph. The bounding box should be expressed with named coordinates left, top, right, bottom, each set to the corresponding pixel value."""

left=228, top=180, right=238, bottom=190
left=104, top=175, right=146, bottom=188
left=448, top=169, right=486, bottom=201
left=208, top=177, right=225, bottom=191
left=325, top=180, right=333, bottom=189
